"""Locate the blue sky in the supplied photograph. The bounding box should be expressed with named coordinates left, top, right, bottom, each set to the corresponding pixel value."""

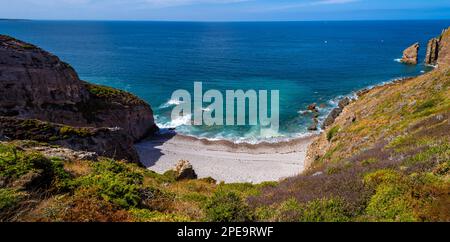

left=2, top=0, right=450, bottom=21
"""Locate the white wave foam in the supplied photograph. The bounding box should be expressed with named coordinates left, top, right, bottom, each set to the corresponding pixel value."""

left=425, top=63, right=438, bottom=68
left=155, top=114, right=191, bottom=129
left=158, top=98, right=184, bottom=109
left=394, top=58, right=402, bottom=63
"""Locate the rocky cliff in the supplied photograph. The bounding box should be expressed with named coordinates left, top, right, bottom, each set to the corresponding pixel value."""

left=0, top=35, right=158, bottom=162
left=425, top=27, right=450, bottom=67
left=401, top=42, right=419, bottom=65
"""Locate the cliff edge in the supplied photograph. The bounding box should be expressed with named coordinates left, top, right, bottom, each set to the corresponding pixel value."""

left=0, top=35, right=158, bottom=162
left=425, top=27, right=450, bottom=67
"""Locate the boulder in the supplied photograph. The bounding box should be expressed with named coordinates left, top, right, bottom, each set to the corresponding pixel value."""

left=338, top=97, right=350, bottom=109
left=307, top=103, right=317, bottom=112
left=173, top=160, right=197, bottom=180
left=401, top=42, right=419, bottom=65
left=308, top=118, right=318, bottom=131
left=322, top=107, right=342, bottom=129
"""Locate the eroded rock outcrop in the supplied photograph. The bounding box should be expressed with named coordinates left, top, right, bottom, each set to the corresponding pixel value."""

left=321, top=97, right=351, bottom=129
left=0, top=35, right=158, bottom=142
left=401, top=42, right=419, bottom=65
left=0, top=117, right=139, bottom=162
left=425, top=27, right=450, bottom=67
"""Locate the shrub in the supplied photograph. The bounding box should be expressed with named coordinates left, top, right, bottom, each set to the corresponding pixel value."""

left=299, top=198, right=350, bottom=222
left=59, top=126, right=94, bottom=138
left=130, top=209, right=190, bottom=222
left=0, top=144, right=71, bottom=191
left=265, top=197, right=350, bottom=222
left=363, top=169, right=416, bottom=221
left=413, top=98, right=438, bottom=114
left=272, top=198, right=303, bottom=222
left=361, top=158, right=378, bottom=166
left=0, top=188, right=24, bottom=211
left=61, top=188, right=131, bottom=222
left=327, top=126, right=340, bottom=141
left=74, top=159, right=143, bottom=209
left=204, top=191, right=253, bottom=222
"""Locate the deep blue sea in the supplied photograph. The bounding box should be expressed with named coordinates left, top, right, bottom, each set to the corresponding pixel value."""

left=1, top=20, right=449, bottom=143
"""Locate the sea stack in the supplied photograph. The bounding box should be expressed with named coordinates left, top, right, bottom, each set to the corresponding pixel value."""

left=401, top=42, right=419, bottom=65
left=425, top=38, right=439, bottom=65
left=425, top=27, right=450, bottom=67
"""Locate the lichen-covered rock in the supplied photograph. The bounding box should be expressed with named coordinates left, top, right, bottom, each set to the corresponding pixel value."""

left=401, top=42, right=419, bottom=65
left=0, top=35, right=157, bottom=142
left=173, top=160, right=197, bottom=180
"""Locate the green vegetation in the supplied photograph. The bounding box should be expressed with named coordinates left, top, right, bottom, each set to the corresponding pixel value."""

left=204, top=190, right=253, bottom=222
left=59, top=126, right=95, bottom=138
left=85, top=83, right=145, bottom=106
left=0, top=188, right=24, bottom=211
left=327, top=126, right=340, bottom=141
left=0, top=142, right=264, bottom=222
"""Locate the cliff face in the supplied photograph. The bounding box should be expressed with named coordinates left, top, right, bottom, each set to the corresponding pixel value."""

left=425, top=27, right=450, bottom=67
left=400, top=42, right=419, bottom=65
left=0, top=35, right=158, bottom=162
left=0, top=35, right=88, bottom=113
left=0, top=35, right=157, bottom=142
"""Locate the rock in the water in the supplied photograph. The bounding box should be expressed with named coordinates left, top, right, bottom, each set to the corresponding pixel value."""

left=401, top=42, right=419, bottom=65
left=173, top=160, right=197, bottom=180
left=0, top=35, right=158, bottom=142
left=307, top=103, right=317, bottom=111
left=308, top=118, right=319, bottom=131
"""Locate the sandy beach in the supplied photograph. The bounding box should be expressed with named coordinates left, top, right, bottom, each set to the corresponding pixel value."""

left=135, top=133, right=316, bottom=183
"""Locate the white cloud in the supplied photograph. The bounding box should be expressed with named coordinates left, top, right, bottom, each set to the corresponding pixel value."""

left=250, top=0, right=360, bottom=12
left=142, top=0, right=250, bottom=8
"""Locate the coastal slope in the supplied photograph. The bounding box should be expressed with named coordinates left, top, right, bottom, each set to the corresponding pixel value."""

left=249, top=28, right=450, bottom=222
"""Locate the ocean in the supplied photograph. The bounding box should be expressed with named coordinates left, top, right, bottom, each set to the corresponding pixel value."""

left=1, top=20, right=449, bottom=143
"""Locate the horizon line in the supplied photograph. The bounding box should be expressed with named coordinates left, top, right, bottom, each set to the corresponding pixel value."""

left=2, top=18, right=450, bottom=23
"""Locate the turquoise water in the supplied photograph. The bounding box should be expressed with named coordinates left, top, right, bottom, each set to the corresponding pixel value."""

left=1, top=20, right=449, bottom=143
